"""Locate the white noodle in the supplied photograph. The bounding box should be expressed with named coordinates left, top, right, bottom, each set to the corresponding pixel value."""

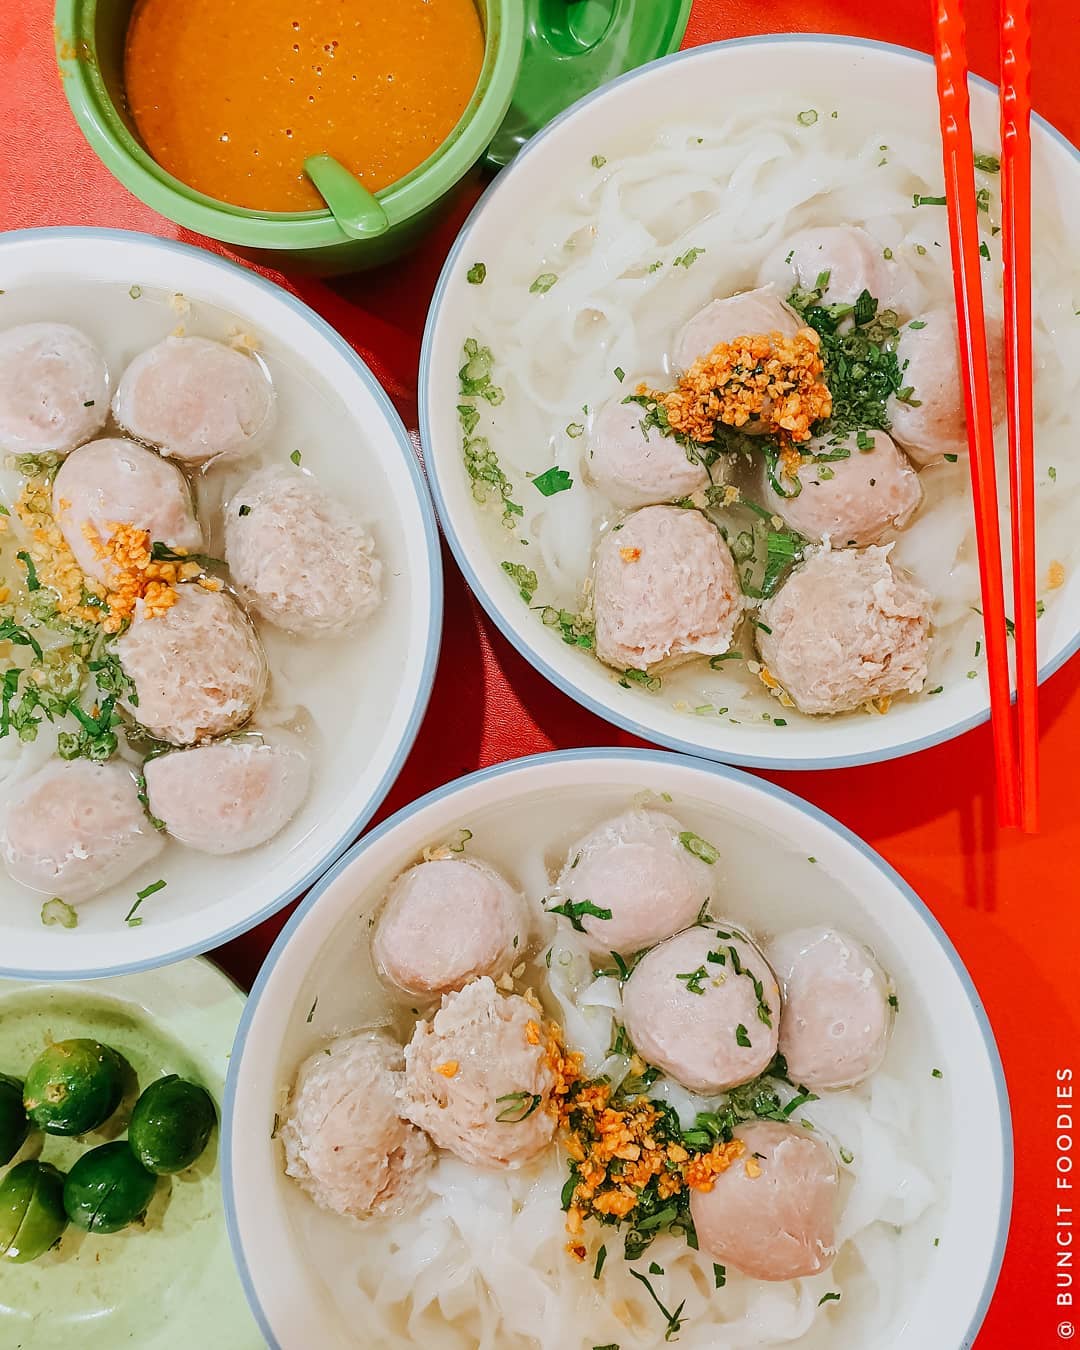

left=461, top=93, right=1079, bottom=727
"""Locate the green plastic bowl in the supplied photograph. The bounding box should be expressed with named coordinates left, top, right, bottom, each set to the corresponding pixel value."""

left=54, top=0, right=524, bottom=274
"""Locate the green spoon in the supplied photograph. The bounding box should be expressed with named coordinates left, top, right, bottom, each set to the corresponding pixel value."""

left=304, top=155, right=390, bottom=240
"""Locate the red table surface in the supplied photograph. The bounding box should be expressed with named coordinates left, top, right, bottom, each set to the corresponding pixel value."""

left=3, top=1, right=1080, bottom=1344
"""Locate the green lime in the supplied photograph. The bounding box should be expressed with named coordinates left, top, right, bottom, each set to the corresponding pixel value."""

left=0, top=1161, right=68, bottom=1262
left=128, top=1076, right=216, bottom=1175
left=23, top=1039, right=129, bottom=1136
left=0, top=1074, right=29, bottom=1165
left=63, top=1141, right=157, bottom=1234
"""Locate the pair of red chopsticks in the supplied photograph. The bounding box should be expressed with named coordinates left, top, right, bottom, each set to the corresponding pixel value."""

left=932, top=0, right=1037, bottom=831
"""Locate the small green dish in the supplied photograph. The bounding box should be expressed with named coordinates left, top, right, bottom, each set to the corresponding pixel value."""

left=0, top=960, right=258, bottom=1350
left=54, top=0, right=690, bottom=274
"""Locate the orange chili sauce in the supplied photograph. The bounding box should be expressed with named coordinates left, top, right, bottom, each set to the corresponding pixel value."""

left=123, top=0, right=485, bottom=212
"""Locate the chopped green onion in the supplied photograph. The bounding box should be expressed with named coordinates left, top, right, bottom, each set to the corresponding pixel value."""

left=590, top=154, right=607, bottom=169
left=41, top=897, right=78, bottom=929
left=673, top=247, right=705, bottom=269
left=495, top=1091, right=543, bottom=1122
left=678, top=831, right=719, bottom=864
left=466, top=262, right=487, bottom=285
left=125, top=877, right=166, bottom=927
left=796, top=109, right=819, bottom=126
left=530, top=273, right=558, bottom=294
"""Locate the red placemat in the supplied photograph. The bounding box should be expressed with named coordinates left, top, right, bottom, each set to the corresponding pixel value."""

left=3, top=2, right=1080, bottom=1345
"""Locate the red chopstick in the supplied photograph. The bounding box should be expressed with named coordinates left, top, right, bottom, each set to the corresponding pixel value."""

left=933, top=0, right=1021, bottom=827
left=1000, top=0, right=1039, bottom=832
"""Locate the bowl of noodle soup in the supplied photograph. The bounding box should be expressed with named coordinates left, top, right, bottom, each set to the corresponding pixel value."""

left=419, top=36, right=1080, bottom=769
left=223, top=749, right=1009, bottom=1350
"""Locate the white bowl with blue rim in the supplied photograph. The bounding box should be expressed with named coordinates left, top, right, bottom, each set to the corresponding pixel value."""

left=0, top=228, right=441, bottom=979
left=419, top=35, right=1080, bottom=771
left=222, top=748, right=1010, bottom=1349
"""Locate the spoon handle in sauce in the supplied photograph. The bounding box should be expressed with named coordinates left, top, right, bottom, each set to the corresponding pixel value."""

left=304, top=155, right=390, bottom=239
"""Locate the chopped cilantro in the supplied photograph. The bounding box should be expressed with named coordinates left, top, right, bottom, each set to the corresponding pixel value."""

left=0, top=617, right=43, bottom=662
left=979, top=241, right=991, bottom=260
left=238, top=503, right=252, bottom=517
left=932, top=1068, right=943, bottom=1078
left=614, top=366, right=625, bottom=382
left=819, top=1292, right=841, bottom=1306
left=735, top=1023, right=751, bottom=1047
left=676, top=966, right=709, bottom=995
left=547, top=898, right=612, bottom=932
left=532, top=465, right=574, bottom=496
left=944, top=453, right=958, bottom=462
left=713, top=1263, right=726, bottom=1288
left=974, top=152, right=1001, bottom=173
left=628, top=1270, right=686, bottom=1343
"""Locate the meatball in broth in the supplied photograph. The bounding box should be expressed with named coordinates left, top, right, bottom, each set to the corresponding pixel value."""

left=763, top=429, right=921, bottom=547
left=756, top=546, right=932, bottom=715
left=224, top=465, right=381, bottom=637
left=116, top=584, right=267, bottom=744
left=52, top=438, right=203, bottom=584
left=769, top=927, right=894, bottom=1090
left=888, top=308, right=1006, bottom=465
left=585, top=396, right=709, bottom=509
left=372, top=857, right=529, bottom=999
left=621, top=925, right=780, bottom=1093
left=593, top=506, right=741, bottom=671
left=761, top=225, right=922, bottom=315
left=691, top=1121, right=840, bottom=1281
left=281, top=1032, right=432, bottom=1220
left=0, top=322, right=108, bottom=456
left=402, top=978, right=556, bottom=1168
left=1, top=759, right=164, bottom=903
left=550, top=809, right=714, bottom=955
left=672, top=284, right=799, bottom=372
left=112, top=336, right=274, bottom=464
left=143, top=734, right=310, bottom=856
